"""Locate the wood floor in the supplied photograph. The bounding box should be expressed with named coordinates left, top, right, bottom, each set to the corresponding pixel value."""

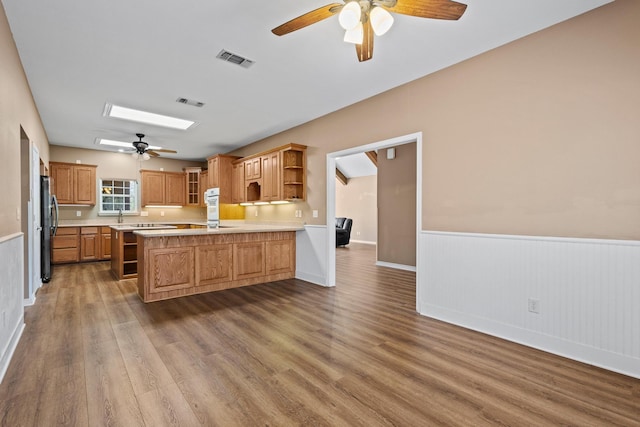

left=1, top=243, right=639, bottom=426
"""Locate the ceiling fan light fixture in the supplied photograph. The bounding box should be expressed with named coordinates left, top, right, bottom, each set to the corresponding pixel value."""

left=344, top=21, right=364, bottom=44
left=131, top=152, right=151, bottom=161
left=370, top=6, right=394, bottom=36
left=338, top=1, right=361, bottom=30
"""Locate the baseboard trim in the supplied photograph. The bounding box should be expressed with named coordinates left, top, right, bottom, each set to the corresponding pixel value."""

left=23, top=294, right=36, bottom=307
left=349, top=239, right=376, bottom=245
left=422, top=304, right=640, bottom=380
left=375, top=261, right=416, bottom=272
left=0, top=314, right=25, bottom=384
left=295, top=271, right=329, bottom=287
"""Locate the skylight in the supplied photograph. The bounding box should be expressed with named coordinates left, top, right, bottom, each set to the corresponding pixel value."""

left=103, top=103, right=195, bottom=130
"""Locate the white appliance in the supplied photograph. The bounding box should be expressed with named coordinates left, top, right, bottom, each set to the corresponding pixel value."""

left=205, top=187, right=220, bottom=228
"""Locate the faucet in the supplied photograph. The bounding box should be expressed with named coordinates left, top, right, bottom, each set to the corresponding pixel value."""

left=118, top=209, right=123, bottom=223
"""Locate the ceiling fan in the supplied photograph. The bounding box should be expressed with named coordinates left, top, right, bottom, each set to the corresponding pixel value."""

left=131, top=133, right=177, bottom=160
left=271, top=0, right=467, bottom=62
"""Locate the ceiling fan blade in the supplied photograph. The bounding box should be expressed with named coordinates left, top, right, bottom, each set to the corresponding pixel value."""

left=389, top=0, right=467, bottom=20
left=146, top=150, right=161, bottom=157
left=152, top=148, right=178, bottom=154
left=272, top=3, right=343, bottom=36
left=355, top=20, right=374, bottom=62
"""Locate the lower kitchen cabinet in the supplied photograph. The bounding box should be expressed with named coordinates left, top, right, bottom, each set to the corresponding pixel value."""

left=53, top=226, right=112, bottom=264
left=110, top=229, right=139, bottom=280
left=80, top=227, right=100, bottom=261
left=100, top=227, right=112, bottom=259
left=52, top=227, right=80, bottom=264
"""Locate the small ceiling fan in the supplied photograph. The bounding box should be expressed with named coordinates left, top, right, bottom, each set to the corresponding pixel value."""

left=131, top=133, right=177, bottom=160
left=272, top=0, right=467, bottom=62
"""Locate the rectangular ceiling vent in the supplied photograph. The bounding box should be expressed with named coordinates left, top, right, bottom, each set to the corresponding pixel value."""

left=216, top=49, right=255, bottom=69
left=176, top=97, right=205, bottom=108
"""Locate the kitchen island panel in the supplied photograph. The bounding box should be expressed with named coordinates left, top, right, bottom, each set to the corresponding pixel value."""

left=266, top=239, right=295, bottom=275
left=147, top=247, right=195, bottom=294
left=137, top=231, right=296, bottom=302
left=195, top=244, right=233, bottom=288
left=233, top=242, right=266, bottom=281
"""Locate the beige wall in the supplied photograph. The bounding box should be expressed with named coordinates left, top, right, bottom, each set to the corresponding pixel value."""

left=231, top=0, right=640, bottom=241
left=378, top=143, right=416, bottom=266
left=50, top=145, right=207, bottom=222
left=335, top=175, right=377, bottom=243
left=0, top=2, right=50, bottom=238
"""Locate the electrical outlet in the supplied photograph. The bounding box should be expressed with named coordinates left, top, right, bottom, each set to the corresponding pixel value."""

left=160, top=211, right=165, bottom=217
left=528, top=298, right=540, bottom=314
left=140, top=211, right=148, bottom=217
left=254, top=210, right=258, bottom=217
left=312, top=210, right=318, bottom=218
left=76, top=211, right=82, bottom=217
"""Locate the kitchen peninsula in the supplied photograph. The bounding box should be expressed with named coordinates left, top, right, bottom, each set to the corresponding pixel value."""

left=134, top=224, right=302, bottom=302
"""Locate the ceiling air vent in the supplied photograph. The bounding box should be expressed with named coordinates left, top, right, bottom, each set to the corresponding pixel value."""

left=216, top=49, right=255, bottom=69
left=176, top=97, right=205, bottom=108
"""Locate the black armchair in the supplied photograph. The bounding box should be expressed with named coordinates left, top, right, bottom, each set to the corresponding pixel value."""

left=336, top=217, right=353, bottom=247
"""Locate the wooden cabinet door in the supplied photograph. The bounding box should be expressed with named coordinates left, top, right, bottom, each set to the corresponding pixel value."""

left=261, top=152, right=281, bottom=201
left=74, top=165, right=96, bottom=205
left=165, top=172, right=185, bottom=206
left=184, top=168, right=201, bottom=207
left=199, top=170, right=208, bottom=207
left=80, top=234, right=99, bottom=261
left=231, top=162, right=245, bottom=204
left=141, top=171, right=165, bottom=206
left=244, top=158, right=261, bottom=180
left=100, top=229, right=111, bottom=260
left=50, top=163, right=74, bottom=204
left=208, top=156, right=219, bottom=188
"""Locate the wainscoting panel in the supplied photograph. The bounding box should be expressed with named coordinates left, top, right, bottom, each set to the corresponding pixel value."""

left=0, top=233, right=25, bottom=383
left=419, top=231, right=640, bottom=379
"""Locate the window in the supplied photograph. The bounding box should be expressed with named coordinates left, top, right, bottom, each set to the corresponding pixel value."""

left=99, top=179, right=138, bottom=214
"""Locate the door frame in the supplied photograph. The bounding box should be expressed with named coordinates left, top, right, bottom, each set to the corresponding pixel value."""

left=325, top=132, right=423, bottom=308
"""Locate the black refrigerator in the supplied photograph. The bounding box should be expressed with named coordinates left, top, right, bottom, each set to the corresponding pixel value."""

left=41, top=175, right=59, bottom=283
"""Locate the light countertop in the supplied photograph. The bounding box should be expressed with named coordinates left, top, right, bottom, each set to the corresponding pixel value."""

left=133, top=223, right=304, bottom=237
left=57, top=219, right=206, bottom=228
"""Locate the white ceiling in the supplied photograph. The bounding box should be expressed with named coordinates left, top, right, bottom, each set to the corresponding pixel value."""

left=3, top=0, right=611, bottom=161
left=336, top=152, right=378, bottom=178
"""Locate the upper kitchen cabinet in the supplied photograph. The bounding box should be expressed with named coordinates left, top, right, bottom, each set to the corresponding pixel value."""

left=207, top=154, right=240, bottom=204
left=261, top=151, right=281, bottom=201
left=231, top=162, right=245, bottom=204
left=280, top=144, right=306, bottom=201
left=140, top=170, right=185, bottom=207
left=199, top=169, right=208, bottom=207
left=237, top=143, right=306, bottom=203
left=184, top=167, right=202, bottom=207
left=50, top=162, right=97, bottom=205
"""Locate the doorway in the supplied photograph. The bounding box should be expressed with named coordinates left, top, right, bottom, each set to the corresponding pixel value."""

left=326, top=132, right=423, bottom=309
left=20, top=128, right=41, bottom=305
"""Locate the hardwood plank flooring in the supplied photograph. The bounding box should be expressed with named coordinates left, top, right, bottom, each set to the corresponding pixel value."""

left=1, top=242, right=639, bottom=426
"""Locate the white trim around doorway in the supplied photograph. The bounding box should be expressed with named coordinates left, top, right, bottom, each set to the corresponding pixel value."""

left=326, top=132, right=423, bottom=310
